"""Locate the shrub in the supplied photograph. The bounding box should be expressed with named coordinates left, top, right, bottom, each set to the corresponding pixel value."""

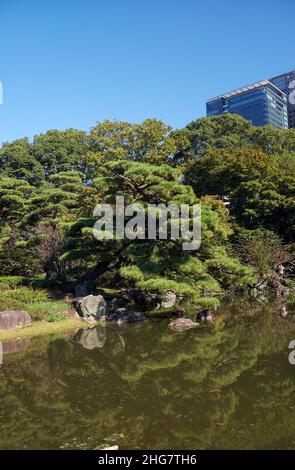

left=26, top=300, right=68, bottom=322
left=0, top=287, right=68, bottom=322
left=0, top=276, right=26, bottom=288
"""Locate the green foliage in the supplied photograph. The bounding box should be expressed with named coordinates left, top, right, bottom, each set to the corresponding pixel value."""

left=0, top=286, right=68, bottom=321
left=0, top=175, right=35, bottom=223
left=0, top=241, right=40, bottom=276
left=32, top=129, right=88, bottom=177
left=179, top=114, right=254, bottom=158
left=0, top=138, right=44, bottom=185
left=231, top=227, right=294, bottom=278
left=26, top=300, right=68, bottom=322
left=66, top=158, right=254, bottom=307
left=0, top=130, right=88, bottom=187
left=86, top=118, right=189, bottom=177
left=179, top=114, right=295, bottom=159
left=0, top=286, right=48, bottom=311
left=185, top=146, right=295, bottom=241
left=1, top=114, right=293, bottom=308
left=1, top=171, right=86, bottom=280
left=0, top=276, right=27, bottom=288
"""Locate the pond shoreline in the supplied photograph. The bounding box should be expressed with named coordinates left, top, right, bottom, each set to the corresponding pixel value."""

left=0, top=318, right=91, bottom=342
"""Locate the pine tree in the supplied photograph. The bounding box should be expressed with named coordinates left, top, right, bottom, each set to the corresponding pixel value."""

left=64, top=160, right=254, bottom=307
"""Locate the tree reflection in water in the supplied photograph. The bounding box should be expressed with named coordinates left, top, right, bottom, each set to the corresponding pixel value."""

left=0, top=299, right=295, bottom=450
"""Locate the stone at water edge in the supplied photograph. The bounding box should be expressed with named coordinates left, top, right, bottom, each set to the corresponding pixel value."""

left=161, top=290, right=177, bottom=309
left=82, top=315, right=97, bottom=324
left=0, top=311, right=32, bottom=330
left=76, top=295, right=107, bottom=320
left=168, top=317, right=199, bottom=332
left=61, top=310, right=80, bottom=320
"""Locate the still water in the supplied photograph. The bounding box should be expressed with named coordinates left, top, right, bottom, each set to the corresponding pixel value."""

left=1, top=300, right=295, bottom=450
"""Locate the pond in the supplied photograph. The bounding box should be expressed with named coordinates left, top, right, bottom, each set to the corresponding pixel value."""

left=1, top=300, right=295, bottom=450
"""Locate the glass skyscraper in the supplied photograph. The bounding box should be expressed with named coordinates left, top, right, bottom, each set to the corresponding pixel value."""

left=269, top=71, right=295, bottom=128
left=206, top=80, right=288, bottom=129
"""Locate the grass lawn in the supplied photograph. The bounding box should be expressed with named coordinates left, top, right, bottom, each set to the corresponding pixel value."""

left=0, top=318, right=86, bottom=341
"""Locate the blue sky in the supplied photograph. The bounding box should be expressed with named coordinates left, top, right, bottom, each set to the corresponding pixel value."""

left=0, top=0, right=294, bottom=144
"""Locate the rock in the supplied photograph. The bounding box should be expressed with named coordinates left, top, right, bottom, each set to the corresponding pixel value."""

left=76, top=327, right=107, bottom=350
left=107, top=307, right=144, bottom=324
left=72, top=297, right=83, bottom=309
left=61, top=310, right=80, bottom=320
left=168, top=317, right=199, bottom=332
left=0, top=311, right=32, bottom=330
left=161, top=290, right=177, bottom=309
left=76, top=295, right=107, bottom=320
left=82, top=316, right=97, bottom=324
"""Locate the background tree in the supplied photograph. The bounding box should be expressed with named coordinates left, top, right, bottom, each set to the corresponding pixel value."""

left=85, top=119, right=189, bottom=178
left=177, top=114, right=295, bottom=162
left=0, top=138, right=44, bottom=185
left=32, top=129, right=88, bottom=177
left=231, top=227, right=294, bottom=282
left=184, top=146, right=295, bottom=241
left=176, top=114, right=254, bottom=159
left=17, top=171, right=86, bottom=280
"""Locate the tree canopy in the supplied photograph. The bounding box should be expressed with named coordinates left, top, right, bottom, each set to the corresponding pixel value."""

left=0, top=114, right=294, bottom=303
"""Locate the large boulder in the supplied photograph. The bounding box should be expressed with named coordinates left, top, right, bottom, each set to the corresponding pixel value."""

left=76, top=295, right=107, bottom=322
left=168, top=317, right=199, bottom=332
left=0, top=311, right=32, bottom=330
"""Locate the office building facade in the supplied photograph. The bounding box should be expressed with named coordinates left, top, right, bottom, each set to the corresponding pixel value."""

left=206, top=79, right=288, bottom=129
left=269, top=71, right=295, bottom=128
